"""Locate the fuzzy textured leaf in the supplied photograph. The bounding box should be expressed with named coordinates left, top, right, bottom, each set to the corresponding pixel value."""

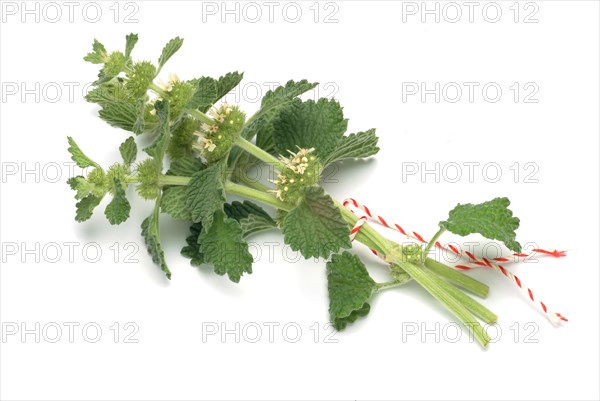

left=224, top=201, right=276, bottom=237
left=143, top=100, right=170, bottom=164
left=75, top=195, right=103, bottom=222
left=67, top=137, right=98, bottom=168
left=440, top=197, right=522, bottom=252
left=282, top=186, right=351, bottom=259
left=185, top=77, right=218, bottom=111
left=324, top=129, right=380, bottom=166
left=98, top=102, right=138, bottom=132
left=158, top=37, right=184, bottom=70
left=181, top=223, right=205, bottom=266
left=199, top=210, right=253, bottom=283
left=161, top=186, right=190, bottom=220
left=273, top=98, right=348, bottom=160
left=327, top=252, right=377, bottom=330
left=119, top=136, right=137, bottom=165
left=124, top=33, right=139, bottom=59
left=167, top=155, right=204, bottom=177
left=141, top=212, right=171, bottom=279
left=185, top=158, right=227, bottom=226
left=105, top=179, right=131, bottom=225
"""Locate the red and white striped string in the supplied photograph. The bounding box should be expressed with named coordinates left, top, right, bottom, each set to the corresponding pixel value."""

left=343, top=197, right=568, bottom=325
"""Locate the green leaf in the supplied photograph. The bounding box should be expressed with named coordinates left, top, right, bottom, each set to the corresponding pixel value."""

left=327, top=252, right=377, bottom=330
left=273, top=98, right=348, bottom=160
left=199, top=210, right=253, bottom=283
left=167, top=155, right=204, bottom=177
left=85, top=80, right=134, bottom=105
left=125, top=33, right=139, bottom=59
left=75, top=195, right=103, bottom=222
left=224, top=201, right=276, bottom=237
left=104, top=178, right=131, bottom=225
left=158, top=37, right=184, bottom=71
left=246, top=79, right=318, bottom=144
left=185, top=77, right=218, bottom=111
left=185, top=158, right=227, bottom=226
left=282, top=186, right=351, bottom=259
left=67, top=137, right=98, bottom=168
left=440, top=197, right=522, bottom=253
left=161, top=187, right=190, bottom=220
left=181, top=223, right=205, bottom=266
left=98, top=101, right=139, bottom=132
left=119, top=137, right=137, bottom=165
left=144, top=100, right=170, bottom=165
left=215, top=72, right=244, bottom=104
left=84, top=39, right=107, bottom=64
left=324, top=129, right=380, bottom=166
left=141, top=208, right=171, bottom=279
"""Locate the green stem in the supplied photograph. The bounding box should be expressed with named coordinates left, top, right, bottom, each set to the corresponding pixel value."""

left=186, top=108, right=214, bottom=125
left=224, top=181, right=292, bottom=212
left=234, top=137, right=286, bottom=171
left=235, top=173, right=272, bottom=192
left=376, top=279, right=410, bottom=292
left=429, top=274, right=497, bottom=324
left=148, top=82, right=169, bottom=98
left=394, top=260, right=491, bottom=348
left=422, top=227, right=446, bottom=262
left=157, top=175, right=191, bottom=186
left=424, top=258, right=489, bottom=298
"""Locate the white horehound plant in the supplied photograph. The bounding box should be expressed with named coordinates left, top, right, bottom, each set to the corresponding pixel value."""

left=68, top=34, right=566, bottom=348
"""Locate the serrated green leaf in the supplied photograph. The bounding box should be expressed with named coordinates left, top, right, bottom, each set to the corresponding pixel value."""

left=143, top=100, right=170, bottom=165
left=104, top=178, right=131, bottom=225
left=75, top=195, right=103, bottom=222
left=224, top=201, right=276, bottom=237
left=185, top=158, right=227, bottom=226
left=158, top=37, right=183, bottom=71
left=273, top=98, right=347, bottom=160
left=440, top=197, right=522, bottom=253
left=84, top=39, right=107, bottom=64
left=141, top=208, right=171, bottom=279
left=67, top=137, right=99, bottom=168
left=324, top=129, right=380, bottom=166
left=185, top=77, right=218, bottom=111
left=245, top=79, right=318, bottom=144
left=327, top=252, right=377, bottom=330
left=119, top=136, right=137, bottom=165
left=85, top=80, right=133, bottom=105
left=161, top=186, right=190, bottom=220
left=125, top=33, right=139, bottom=59
left=98, top=101, right=138, bottom=132
left=215, top=72, right=244, bottom=103
left=167, top=155, right=204, bottom=177
left=199, top=210, right=253, bottom=283
left=229, top=80, right=317, bottom=170
left=282, top=186, right=351, bottom=259
left=181, top=223, right=205, bottom=266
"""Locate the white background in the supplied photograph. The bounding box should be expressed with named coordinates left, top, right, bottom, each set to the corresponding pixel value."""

left=1, top=1, right=599, bottom=400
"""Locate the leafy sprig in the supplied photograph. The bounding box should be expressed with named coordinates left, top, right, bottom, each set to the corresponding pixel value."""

left=68, top=34, right=561, bottom=348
